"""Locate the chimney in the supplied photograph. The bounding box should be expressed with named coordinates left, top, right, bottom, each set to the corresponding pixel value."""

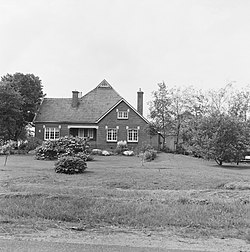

left=72, top=90, right=79, bottom=108
left=137, top=88, right=144, bottom=115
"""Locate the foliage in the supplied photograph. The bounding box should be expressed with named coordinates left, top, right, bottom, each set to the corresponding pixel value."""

left=149, top=82, right=250, bottom=164
left=148, top=82, right=172, bottom=147
left=35, top=136, right=90, bottom=160
left=144, top=149, right=157, bottom=161
left=1, top=73, right=44, bottom=122
left=115, top=140, right=128, bottom=155
left=55, top=156, right=87, bottom=174
left=140, top=143, right=157, bottom=162
left=0, top=73, right=44, bottom=141
left=188, top=114, right=250, bottom=165
left=18, top=137, right=43, bottom=152
left=145, top=123, right=159, bottom=136
left=0, top=140, right=16, bottom=155
left=0, top=85, right=25, bottom=141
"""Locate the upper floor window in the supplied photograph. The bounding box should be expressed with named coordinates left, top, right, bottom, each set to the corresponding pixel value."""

left=44, top=127, right=60, bottom=140
left=117, top=110, right=128, bottom=119
left=107, top=128, right=117, bottom=142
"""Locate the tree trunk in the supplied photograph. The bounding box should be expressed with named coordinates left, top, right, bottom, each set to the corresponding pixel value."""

left=215, top=158, right=223, bottom=166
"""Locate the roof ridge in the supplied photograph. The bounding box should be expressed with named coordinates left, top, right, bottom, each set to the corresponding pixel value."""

left=80, top=79, right=122, bottom=100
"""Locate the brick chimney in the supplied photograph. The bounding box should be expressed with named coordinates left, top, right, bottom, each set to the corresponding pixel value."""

left=137, top=88, right=144, bottom=115
left=72, top=90, right=79, bottom=108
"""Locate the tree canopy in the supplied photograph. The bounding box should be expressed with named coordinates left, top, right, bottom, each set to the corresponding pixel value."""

left=0, top=73, right=44, bottom=141
left=149, top=82, right=250, bottom=165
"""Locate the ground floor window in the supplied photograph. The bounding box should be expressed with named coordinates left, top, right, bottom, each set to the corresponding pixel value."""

left=127, top=128, right=138, bottom=142
left=78, top=128, right=94, bottom=139
left=44, top=127, right=60, bottom=140
left=107, top=128, right=117, bottom=142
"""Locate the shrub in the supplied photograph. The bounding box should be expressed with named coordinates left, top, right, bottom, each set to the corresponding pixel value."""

left=140, top=143, right=157, bottom=161
left=115, top=140, right=128, bottom=155
left=55, top=156, right=87, bottom=174
left=35, top=136, right=89, bottom=160
left=35, top=141, right=60, bottom=160
left=0, top=140, right=16, bottom=155
left=144, top=149, right=157, bottom=161
left=19, top=137, right=43, bottom=152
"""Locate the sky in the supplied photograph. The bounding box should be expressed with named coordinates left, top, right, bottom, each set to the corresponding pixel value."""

left=1, top=0, right=250, bottom=116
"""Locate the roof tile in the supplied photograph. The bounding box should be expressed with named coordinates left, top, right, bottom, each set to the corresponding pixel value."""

left=34, top=81, right=122, bottom=123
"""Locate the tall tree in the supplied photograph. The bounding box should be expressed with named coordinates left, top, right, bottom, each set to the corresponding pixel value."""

left=1, top=73, right=44, bottom=122
left=168, top=86, right=197, bottom=149
left=0, top=84, right=24, bottom=140
left=149, top=82, right=172, bottom=147
left=0, top=73, right=44, bottom=140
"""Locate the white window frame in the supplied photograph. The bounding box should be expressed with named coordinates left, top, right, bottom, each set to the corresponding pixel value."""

left=106, top=128, right=117, bottom=142
left=44, top=127, right=60, bottom=140
left=117, top=110, right=128, bottom=119
left=127, top=128, right=138, bottom=142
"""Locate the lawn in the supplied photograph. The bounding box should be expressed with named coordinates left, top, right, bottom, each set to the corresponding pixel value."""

left=0, top=153, right=249, bottom=241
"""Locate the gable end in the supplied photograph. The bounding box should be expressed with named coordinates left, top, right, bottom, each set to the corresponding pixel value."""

left=96, top=98, right=149, bottom=124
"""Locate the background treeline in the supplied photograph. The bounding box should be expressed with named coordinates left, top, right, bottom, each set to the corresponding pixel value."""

left=149, top=82, right=250, bottom=165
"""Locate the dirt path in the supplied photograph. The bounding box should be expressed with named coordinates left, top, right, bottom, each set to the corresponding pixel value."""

left=0, top=226, right=249, bottom=252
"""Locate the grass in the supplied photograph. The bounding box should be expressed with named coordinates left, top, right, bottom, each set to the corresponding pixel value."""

left=0, top=153, right=250, bottom=240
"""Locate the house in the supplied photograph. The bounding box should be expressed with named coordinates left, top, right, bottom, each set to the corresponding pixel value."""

left=34, top=80, right=157, bottom=150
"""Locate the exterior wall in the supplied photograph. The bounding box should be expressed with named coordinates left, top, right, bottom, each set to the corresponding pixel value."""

left=35, top=123, right=70, bottom=140
left=97, top=101, right=150, bottom=150
left=165, top=135, right=177, bottom=151
left=35, top=123, right=97, bottom=148
left=35, top=101, right=151, bottom=150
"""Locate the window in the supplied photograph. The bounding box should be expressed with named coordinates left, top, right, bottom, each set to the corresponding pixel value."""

left=117, top=111, right=128, bottom=119
left=107, top=128, right=117, bottom=142
left=127, top=129, right=138, bottom=142
left=44, top=127, right=60, bottom=140
left=78, top=128, right=94, bottom=139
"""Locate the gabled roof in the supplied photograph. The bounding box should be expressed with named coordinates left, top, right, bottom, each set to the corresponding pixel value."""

left=34, top=80, right=123, bottom=123
left=96, top=98, right=149, bottom=124
left=34, top=79, right=149, bottom=124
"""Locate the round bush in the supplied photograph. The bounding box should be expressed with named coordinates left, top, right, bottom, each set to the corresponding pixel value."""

left=35, top=136, right=90, bottom=160
left=55, top=156, right=87, bottom=174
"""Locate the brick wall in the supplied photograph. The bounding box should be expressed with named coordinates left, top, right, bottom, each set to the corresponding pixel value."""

left=35, top=123, right=69, bottom=140
left=35, top=101, right=151, bottom=150
left=97, top=101, right=150, bottom=150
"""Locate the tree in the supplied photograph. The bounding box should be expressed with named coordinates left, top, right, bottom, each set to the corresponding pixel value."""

left=168, top=86, right=197, bottom=150
left=0, top=73, right=44, bottom=140
left=148, top=82, right=172, bottom=147
left=0, top=84, right=24, bottom=140
left=1, top=73, right=44, bottom=122
left=229, top=88, right=250, bottom=121
left=190, top=113, right=250, bottom=165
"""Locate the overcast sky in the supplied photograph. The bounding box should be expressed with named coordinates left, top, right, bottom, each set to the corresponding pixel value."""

left=1, top=0, right=250, bottom=115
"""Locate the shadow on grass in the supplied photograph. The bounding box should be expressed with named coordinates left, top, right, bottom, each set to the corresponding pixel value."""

left=83, top=170, right=94, bottom=174
left=212, top=164, right=250, bottom=170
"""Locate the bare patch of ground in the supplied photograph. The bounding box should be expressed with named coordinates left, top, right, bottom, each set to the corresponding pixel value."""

left=0, top=225, right=249, bottom=252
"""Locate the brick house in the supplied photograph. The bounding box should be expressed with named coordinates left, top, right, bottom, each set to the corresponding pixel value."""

left=34, top=80, right=155, bottom=150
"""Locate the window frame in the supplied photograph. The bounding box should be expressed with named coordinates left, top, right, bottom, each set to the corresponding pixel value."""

left=78, top=128, right=94, bottom=139
left=117, top=110, right=128, bottom=119
left=127, top=128, right=138, bottom=142
left=44, top=127, right=60, bottom=140
left=106, top=128, right=118, bottom=142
